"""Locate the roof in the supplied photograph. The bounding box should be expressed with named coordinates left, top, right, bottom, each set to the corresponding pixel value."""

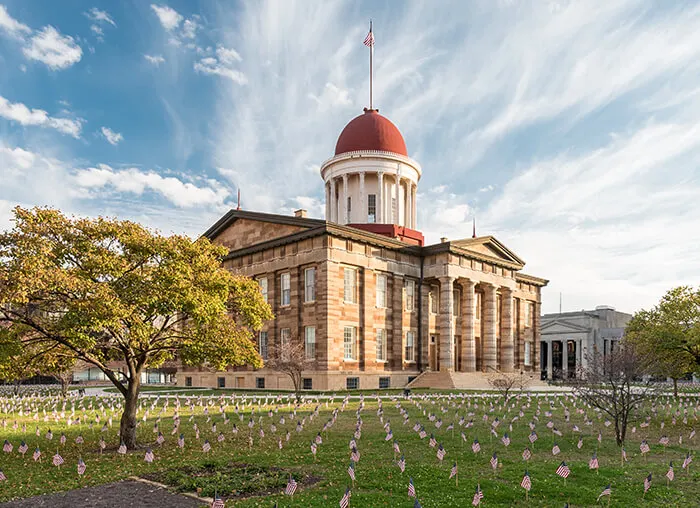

left=335, top=109, right=407, bottom=156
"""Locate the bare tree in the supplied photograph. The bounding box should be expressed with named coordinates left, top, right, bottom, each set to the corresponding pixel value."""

left=265, top=340, right=313, bottom=400
left=487, top=371, right=532, bottom=405
left=569, top=343, right=659, bottom=446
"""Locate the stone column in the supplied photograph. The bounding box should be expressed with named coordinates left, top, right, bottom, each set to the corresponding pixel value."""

left=461, top=279, right=476, bottom=372
left=377, top=172, right=384, bottom=223
left=329, top=178, right=336, bottom=222
left=439, top=276, right=455, bottom=371
left=421, top=282, right=430, bottom=368
left=325, top=182, right=330, bottom=221
left=359, top=172, right=365, bottom=223
left=500, top=287, right=514, bottom=372
left=405, top=179, right=410, bottom=228
left=546, top=341, right=553, bottom=380
left=482, top=283, right=497, bottom=372
left=342, top=174, right=349, bottom=224
left=533, top=300, right=541, bottom=376
left=563, top=340, right=569, bottom=379
left=392, top=274, right=404, bottom=368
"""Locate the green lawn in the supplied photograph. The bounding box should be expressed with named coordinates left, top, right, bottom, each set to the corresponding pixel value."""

left=0, top=392, right=698, bottom=506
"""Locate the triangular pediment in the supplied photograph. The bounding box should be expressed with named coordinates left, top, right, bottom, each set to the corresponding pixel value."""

left=452, top=236, right=525, bottom=267
left=541, top=319, right=590, bottom=334
left=202, top=210, right=325, bottom=251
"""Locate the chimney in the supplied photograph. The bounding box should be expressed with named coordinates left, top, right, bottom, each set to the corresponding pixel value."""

left=294, top=209, right=307, bottom=218
left=440, top=237, right=448, bottom=243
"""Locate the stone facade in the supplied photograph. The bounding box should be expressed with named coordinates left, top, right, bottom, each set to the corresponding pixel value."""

left=176, top=211, right=548, bottom=391
left=540, top=306, right=632, bottom=380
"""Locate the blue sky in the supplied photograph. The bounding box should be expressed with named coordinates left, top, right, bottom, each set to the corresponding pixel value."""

left=1, top=0, right=699, bottom=315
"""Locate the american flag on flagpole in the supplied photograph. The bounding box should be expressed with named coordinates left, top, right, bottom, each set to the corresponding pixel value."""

left=398, top=454, right=406, bottom=473
left=437, top=444, right=446, bottom=461
left=408, top=477, right=416, bottom=497
left=363, top=27, right=374, bottom=47
left=597, top=484, right=611, bottom=500
left=348, top=462, right=356, bottom=481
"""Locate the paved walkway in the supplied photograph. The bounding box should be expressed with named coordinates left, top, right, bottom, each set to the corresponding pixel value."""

left=0, top=480, right=204, bottom=508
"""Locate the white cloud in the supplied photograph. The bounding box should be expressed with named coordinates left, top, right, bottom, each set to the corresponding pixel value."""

left=151, top=4, right=183, bottom=31
left=74, top=165, right=230, bottom=208
left=216, top=46, right=241, bottom=64
left=100, top=126, right=123, bottom=145
left=0, top=95, right=82, bottom=137
left=144, top=54, right=165, bottom=65
left=86, top=7, right=116, bottom=26
left=181, top=18, right=198, bottom=39
left=23, top=26, right=82, bottom=70
left=0, top=4, right=30, bottom=36
left=194, top=57, right=247, bottom=85
left=90, top=25, right=103, bottom=36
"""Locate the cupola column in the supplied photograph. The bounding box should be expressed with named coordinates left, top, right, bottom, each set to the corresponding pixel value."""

left=412, top=184, right=417, bottom=228
left=394, top=164, right=401, bottom=224
left=359, top=172, right=366, bottom=223
left=329, top=178, right=337, bottom=222
left=325, top=182, right=330, bottom=220
left=342, top=174, right=349, bottom=224
left=377, top=172, right=384, bottom=223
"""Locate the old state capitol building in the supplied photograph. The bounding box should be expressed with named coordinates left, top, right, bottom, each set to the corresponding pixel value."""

left=177, top=107, right=549, bottom=391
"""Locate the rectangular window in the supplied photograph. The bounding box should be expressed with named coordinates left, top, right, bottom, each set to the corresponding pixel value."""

left=475, top=292, right=482, bottom=320
left=258, top=277, right=268, bottom=303
left=430, top=286, right=439, bottom=314
left=453, top=289, right=461, bottom=316
left=376, top=329, right=387, bottom=362
left=258, top=331, right=269, bottom=360
left=304, top=267, right=316, bottom=303
left=524, top=342, right=532, bottom=366
left=256, top=377, right=265, bottom=389
left=376, top=274, right=387, bottom=308
left=343, top=267, right=357, bottom=304
left=217, top=377, right=226, bottom=388
left=344, top=326, right=357, bottom=360
left=185, top=376, right=192, bottom=387
left=280, top=273, right=291, bottom=306
left=405, top=279, right=415, bottom=311
left=303, top=378, right=313, bottom=390
left=367, top=194, right=376, bottom=223
left=347, top=196, right=352, bottom=214
left=305, top=326, right=316, bottom=360
left=346, top=377, right=359, bottom=390
left=379, top=377, right=390, bottom=389
left=405, top=331, right=416, bottom=362
left=524, top=301, right=531, bottom=327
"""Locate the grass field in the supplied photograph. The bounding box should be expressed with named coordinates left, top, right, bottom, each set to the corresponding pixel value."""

left=0, top=390, right=698, bottom=507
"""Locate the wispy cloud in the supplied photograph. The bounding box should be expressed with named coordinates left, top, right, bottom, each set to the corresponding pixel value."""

left=0, top=94, right=82, bottom=137
left=151, top=4, right=183, bottom=31
left=100, top=126, right=123, bottom=145
left=0, top=4, right=30, bottom=36
left=144, top=54, right=165, bottom=65
left=85, top=7, right=116, bottom=27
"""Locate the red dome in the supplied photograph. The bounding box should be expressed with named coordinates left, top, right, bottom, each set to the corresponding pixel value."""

left=335, top=109, right=407, bottom=156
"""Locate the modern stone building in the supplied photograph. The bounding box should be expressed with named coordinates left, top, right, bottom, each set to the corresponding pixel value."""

left=540, top=306, right=632, bottom=380
left=177, top=107, right=548, bottom=390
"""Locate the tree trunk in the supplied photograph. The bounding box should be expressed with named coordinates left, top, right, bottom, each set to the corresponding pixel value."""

left=120, top=377, right=141, bottom=449
left=673, top=378, right=678, bottom=398
left=59, top=377, right=69, bottom=398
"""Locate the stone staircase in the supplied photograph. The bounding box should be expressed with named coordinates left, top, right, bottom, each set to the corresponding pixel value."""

left=405, top=370, right=548, bottom=391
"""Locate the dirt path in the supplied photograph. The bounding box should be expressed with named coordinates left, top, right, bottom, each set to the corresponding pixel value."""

left=0, top=479, right=205, bottom=508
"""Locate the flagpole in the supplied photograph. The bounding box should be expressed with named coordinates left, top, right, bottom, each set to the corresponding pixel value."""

left=369, top=20, right=373, bottom=109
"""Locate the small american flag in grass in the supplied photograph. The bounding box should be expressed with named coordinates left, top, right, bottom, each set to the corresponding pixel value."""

left=449, top=462, right=458, bottom=479
left=0, top=470, right=6, bottom=481
left=118, top=442, right=127, bottom=454
left=682, top=453, right=692, bottom=469
left=53, top=452, right=64, bottom=467
left=202, top=440, right=211, bottom=453
left=472, top=484, right=484, bottom=506
left=555, top=461, right=570, bottom=478
left=211, top=495, right=225, bottom=508
left=2, top=440, right=12, bottom=453
left=33, top=447, right=41, bottom=461
left=521, top=471, right=531, bottom=491
left=597, top=484, right=611, bottom=501
left=644, top=473, right=652, bottom=493
left=551, top=444, right=560, bottom=456
left=348, top=462, right=356, bottom=481
left=437, top=444, right=446, bottom=461
left=77, top=458, right=86, bottom=475
left=397, top=454, right=406, bottom=472
left=18, top=441, right=28, bottom=455
left=589, top=453, right=599, bottom=470
left=472, top=439, right=481, bottom=453
left=408, top=477, right=416, bottom=497
left=285, top=475, right=297, bottom=496
left=522, top=447, right=532, bottom=461
left=144, top=448, right=154, bottom=463
left=490, top=452, right=498, bottom=469
left=339, top=487, right=351, bottom=508
left=666, top=462, right=674, bottom=482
